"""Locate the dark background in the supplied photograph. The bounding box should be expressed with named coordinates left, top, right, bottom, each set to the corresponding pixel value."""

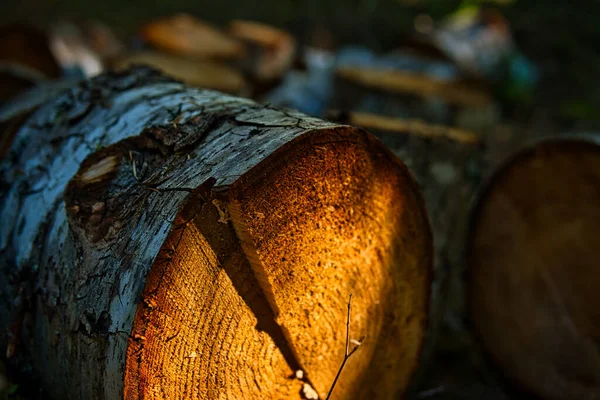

left=2, top=0, right=600, bottom=131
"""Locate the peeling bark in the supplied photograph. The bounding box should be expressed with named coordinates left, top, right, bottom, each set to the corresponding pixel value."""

left=0, top=67, right=433, bottom=399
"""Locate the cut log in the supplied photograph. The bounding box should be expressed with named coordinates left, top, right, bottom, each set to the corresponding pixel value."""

left=335, top=67, right=493, bottom=108
left=49, top=22, right=104, bottom=77
left=468, top=137, right=600, bottom=400
left=1, top=78, right=80, bottom=157
left=85, top=21, right=126, bottom=62
left=228, top=20, right=296, bottom=82
left=140, top=14, right=246, bottom=60
left=327, top=110, right=481, bottom=145
left=111, top=52, right=247, bottom=94
left=0, top=67, right=433, bottom=399
left=332, top=64, right=498, bottom=132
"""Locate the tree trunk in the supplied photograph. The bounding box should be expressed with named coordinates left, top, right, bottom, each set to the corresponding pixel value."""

left=0, top=67, right=433, bottom=400
left=467, top=136, right=600, bottom=400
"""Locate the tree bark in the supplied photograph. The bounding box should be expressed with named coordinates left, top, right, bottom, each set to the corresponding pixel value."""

left=0, top=67, right=433, bottom=400
left=467, top=136, right=600, bottom=400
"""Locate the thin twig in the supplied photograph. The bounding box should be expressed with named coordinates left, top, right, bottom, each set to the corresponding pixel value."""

left=326, top=294, right=365, bottom=400
left=129, top=151, right=138, bottom=180
left=345, top=294, right=352, bottom=357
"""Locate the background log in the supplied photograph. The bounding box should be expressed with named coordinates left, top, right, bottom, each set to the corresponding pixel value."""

left=0, top=67, right=433, bottom=399
left=467, top=136, right=600, bottom=400
left=140, top=14, right=245, bottom=60
left=0, top=24, right=61, bottom=79
left=331, top=64, right=498, bottom=134
left=111, top=52, right=248, bottom=94
left=367, top=119, right=600, bottom=399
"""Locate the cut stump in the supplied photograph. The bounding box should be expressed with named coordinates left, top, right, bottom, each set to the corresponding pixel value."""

left=0, top=67, right=432, bottom=400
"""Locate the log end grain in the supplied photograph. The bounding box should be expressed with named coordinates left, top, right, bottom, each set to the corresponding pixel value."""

left=0, top=69, right=433, bottom=400
left=125, top=126, right=433, bottom=399
left=468, top=138, right=600, bottom=400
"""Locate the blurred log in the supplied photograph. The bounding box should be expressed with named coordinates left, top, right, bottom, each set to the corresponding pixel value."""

left=85, top=21, right=126, bottom=61
left=0, top=67, right=433, bottom=400
left=328, top=110, right=481, bottom=145
left=336, top=67, right=492, bottom=108
left=140, top=14, right=245, bottom=60
left=0, top=24, right=61, bottom=78
left=333, top=64, right=498, bottom=132
left=49, top=22, right=104, bottom=77
left=468, top=137, right=600, bottom=400
left=0, top=63, right=45, bottom=105
left=0, top=25, right=62, bottom=105
left=112, top=52, right=247, bottom=94
left=229, top=20, right=296, bottom=82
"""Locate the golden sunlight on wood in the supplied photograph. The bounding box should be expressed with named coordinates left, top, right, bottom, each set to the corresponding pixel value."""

left=125, top=202, right=302, bottom=399
left=125, top=128, right=432, bottom=399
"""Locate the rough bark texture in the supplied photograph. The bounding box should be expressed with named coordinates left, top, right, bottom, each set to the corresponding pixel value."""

left=0, top=67, right=433, bottom=399
left=468, top=136, right=600, bottom=400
